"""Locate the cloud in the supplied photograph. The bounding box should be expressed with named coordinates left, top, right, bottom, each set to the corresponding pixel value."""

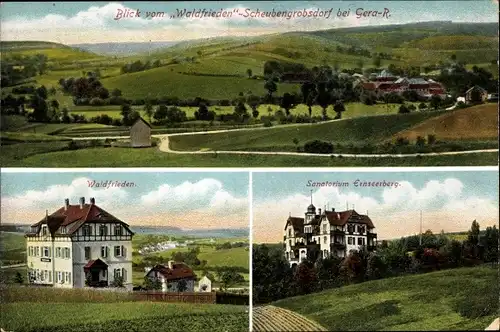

left=0, top=2, right=420, bottom=43
left=253, top=178, right=498, bottom=243
left=1, top=177, right=248, bottom=228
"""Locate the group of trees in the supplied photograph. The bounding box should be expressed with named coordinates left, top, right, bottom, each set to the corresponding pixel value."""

left=1, top=53, right=48, bottom=87
left=214, top=241, right=248, bottom=250
left=437, top=63, right=497, bottom=96
left=121, top=59, right=162, bottom=74
left=253, top=221, right=498, bottom=304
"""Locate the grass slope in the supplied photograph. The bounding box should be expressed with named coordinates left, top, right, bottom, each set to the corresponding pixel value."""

left=0, top=232, right=26, bottom=265
left=170, top=111, right=450, bottom=152
left=394, top=103, right=499, bottom=141
left=273, top=265, right=498, bottom=331
left=1, top=146, right=497, bottom=167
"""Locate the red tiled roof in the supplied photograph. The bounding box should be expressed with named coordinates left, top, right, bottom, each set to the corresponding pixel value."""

left=285, top=217, right=304, bottom=230
left=324, top=210, right=375, bottom=228
left=362, top=82, right=376, bottom=90
left=30, top=203, right=129, bottom=235
left=149, top=263, right=196, bottom=281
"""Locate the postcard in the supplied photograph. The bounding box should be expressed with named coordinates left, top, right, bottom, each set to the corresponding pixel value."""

left=252, top=169, right=499, bottom=331
left=0, top=171, right=250, bottom=331
left=0, top=1, right=498, bottom=167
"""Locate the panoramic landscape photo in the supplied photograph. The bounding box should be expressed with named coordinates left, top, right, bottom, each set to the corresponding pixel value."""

left=251, top=170, right=499, bottom=331
left=0, top=171, right=250, bottom=332
left=0, top=1, right=498, bottom=167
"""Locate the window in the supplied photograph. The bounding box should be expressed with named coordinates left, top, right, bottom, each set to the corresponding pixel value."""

left=348, top=237, right=354, bottom=245
left=42, top=226, right=48, bottom=236
left=82, top=225, right=91, bottom=236
left=288, top=240, right=292, bottom=247
left=358, top=237, right=363, bottom=245
left=60, top=227, right=66, bottom=234
left=101, top=246, right=108, bottom=258
left=56, top=247, right=61, bottom=258
left=323, top=224, right=327, bottom=233
left=58, top=271, right=62, bottom=283
left=288, top=229, right=291, bottom=237
left=114, top=245, right=123, bottom=257
left=29, top=246, right=33, bottom=257
left=68, top=272, right=72, bottom=284
left=286, top=252, right=289, bottom=260
left=358, top=225, right=366, bottom=234
left=64, top=247, right=70, bottom=259
left=48, top=271, right=52, bottom=282
left=65, top=272, right=69, bottom=283
left=84, top=246, right=91, bottom=260
left=323, top=236, right=327, bottom=244
left=35, top=247, right=40, bottom=257
left=114, top=268, right=122, bottom=278
left=324, top=250, right=328, bottom=258
left=41, top=270, right=45, bottom=281
left=99, top=224, right=108, bottom=236
left=122, top=268, right=127, bottom=282
left=348, top=224, right=355, bottom=233
left=114, top=225, right=123, bottom=236
left=43, top=247, right=50, bottom=258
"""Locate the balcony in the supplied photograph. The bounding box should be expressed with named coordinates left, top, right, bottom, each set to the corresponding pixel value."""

left=367, top=232, right=377, bottom=238
left=330, top=242, right=346, bottom=249
left=331, top=229, right=345, bottom=235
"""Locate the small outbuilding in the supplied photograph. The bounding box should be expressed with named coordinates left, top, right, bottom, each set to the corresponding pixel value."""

left=465, top=86, right=487, bottom=104
left=130, top=117, right=151, bottom=147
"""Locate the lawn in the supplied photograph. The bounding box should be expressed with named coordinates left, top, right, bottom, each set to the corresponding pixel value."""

left=1, top=146, right=497, bottom=167
left=169, top=111, right=451, bottom=152
left=1, top=297, right=248, bottom=332
left=272, top=265, right=498, bottom=331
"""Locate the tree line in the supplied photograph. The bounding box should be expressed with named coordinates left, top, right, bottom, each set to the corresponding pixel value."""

left=253, top=220, right=498, bottom=305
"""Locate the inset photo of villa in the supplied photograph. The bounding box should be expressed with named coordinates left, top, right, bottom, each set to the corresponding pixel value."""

left=252, top=170, right=499, bottom=331
left=0, top=171, right=250, bottom=332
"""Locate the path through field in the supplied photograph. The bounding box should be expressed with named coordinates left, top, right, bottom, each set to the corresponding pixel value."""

left=67, top=120, right=499, bottom=158
left=252, top=305, right=327, bottom=332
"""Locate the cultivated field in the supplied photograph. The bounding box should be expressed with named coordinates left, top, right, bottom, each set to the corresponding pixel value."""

left=394, top=103, right=499, bottom=141
left=253, top=305, right=327, bottom=332
left=0, top=286, right=249, bottom=332
left=269, top=265, right=498, bottom=331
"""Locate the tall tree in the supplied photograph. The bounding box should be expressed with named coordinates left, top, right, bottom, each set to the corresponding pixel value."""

left=467, top=220, right=480, bottom=246
left=246, top=68, right=253, bottom=78
left=143, top=99, right=154, bottom=124
left=280, top=92, right=296, bottom=116
left=264, top=79, right=277, bottom=100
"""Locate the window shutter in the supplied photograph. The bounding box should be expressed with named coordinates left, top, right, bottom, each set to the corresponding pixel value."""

left=122, top=268, right=126, bottom=282
left=121, top=245, right=125, bottom=257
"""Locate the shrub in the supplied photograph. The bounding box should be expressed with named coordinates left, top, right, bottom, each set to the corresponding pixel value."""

left=427, top=134, right=437, bottom=145
left=395, top=137, right=410, bottom=146
left=415, top=136, right=426, bottom=147
left=398, top=104, right=410, bottom=114
left=418, top=102, right=427, bottom=110
left=303, top=140, right=334, bottom=154
left=67, top=141, right=79, bottom=150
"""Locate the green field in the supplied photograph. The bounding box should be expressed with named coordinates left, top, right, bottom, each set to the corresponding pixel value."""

left=0, top=286, right=248, bottom=332
left=0, top=232, right=26, bottom=266
left=169, top=111, right=451, bottom=152
left=271, top=265, right=498, bottom=331
left=1, top=146, right=497, bottom=167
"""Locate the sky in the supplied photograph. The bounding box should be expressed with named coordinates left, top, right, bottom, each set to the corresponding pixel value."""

left=1, top=1, right=498, bottom=44
left=253, top=170, right=499, bottom=243
left=0, top=171, right=249, bottom=230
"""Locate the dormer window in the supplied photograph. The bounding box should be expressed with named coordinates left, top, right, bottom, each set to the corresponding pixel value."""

left=41, top=226, right=48, bottom=236
left=60, top=227, right=66, bottom=234
left=288, top=229, right=292, bottom=237
left=82, top=225, right=91, bottom=236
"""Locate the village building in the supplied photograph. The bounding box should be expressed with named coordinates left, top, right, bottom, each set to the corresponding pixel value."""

left=130, top=117, right=151, bottom=148
left=361, top=70, right=446, bottom=99
left=25, top=197, right=134, bottom=290
left=145, top=261, right=196, bottom=292
left=465, top=85, right=488, bottom=104
left=283, top=201, right=377, bottom=266
left=198, top=275, right=212, bottom=292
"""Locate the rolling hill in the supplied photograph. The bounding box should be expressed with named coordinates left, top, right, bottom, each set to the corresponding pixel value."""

left=394, top=103, right=498, bottom=141
left=268, top=265, right=498, bottom=331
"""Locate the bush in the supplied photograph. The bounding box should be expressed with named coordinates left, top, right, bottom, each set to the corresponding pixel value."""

left=395, top=137, right=410, bottom=146
left=303, top=140, right=334, bottom=154
left=67, top=141, right=79, bottom=150
left=398, top=104, right=410, bottom=114
left=415, top=136, right=426, bottom=147
left=418, top=102, right=427, bottom=110
left=427, top=134, right=437, bottom=145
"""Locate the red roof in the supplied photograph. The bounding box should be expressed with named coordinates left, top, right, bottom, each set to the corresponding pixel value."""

left=149, top=263, right=196, bottom=281
left=29, top=202, right=130, bottom=235
left=324, top=210, right=375, bottom=228
left=362, top=82, right=376, bottom=90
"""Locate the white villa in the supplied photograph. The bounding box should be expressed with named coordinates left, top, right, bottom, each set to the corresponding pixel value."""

left=284, top=201, right=377, bottom=266
left=25, top=197, right=134, bottom=290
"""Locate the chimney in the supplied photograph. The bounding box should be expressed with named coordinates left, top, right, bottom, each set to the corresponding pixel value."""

left=64, top=198, right=69, bottom=210
left=318, top=208, right=322, bottom=216
left=332, top=208, right=335, bottom=212
left=168, top=260, right=174, bottom=269
left=79, top=197, right=85, bottom=209
left=90, top=197, right=95, bottom=205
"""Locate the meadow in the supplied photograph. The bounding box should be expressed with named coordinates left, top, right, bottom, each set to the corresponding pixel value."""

left=269, top=265, right=498, bottom=331
left=0, top=286, right=249, bottom=332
